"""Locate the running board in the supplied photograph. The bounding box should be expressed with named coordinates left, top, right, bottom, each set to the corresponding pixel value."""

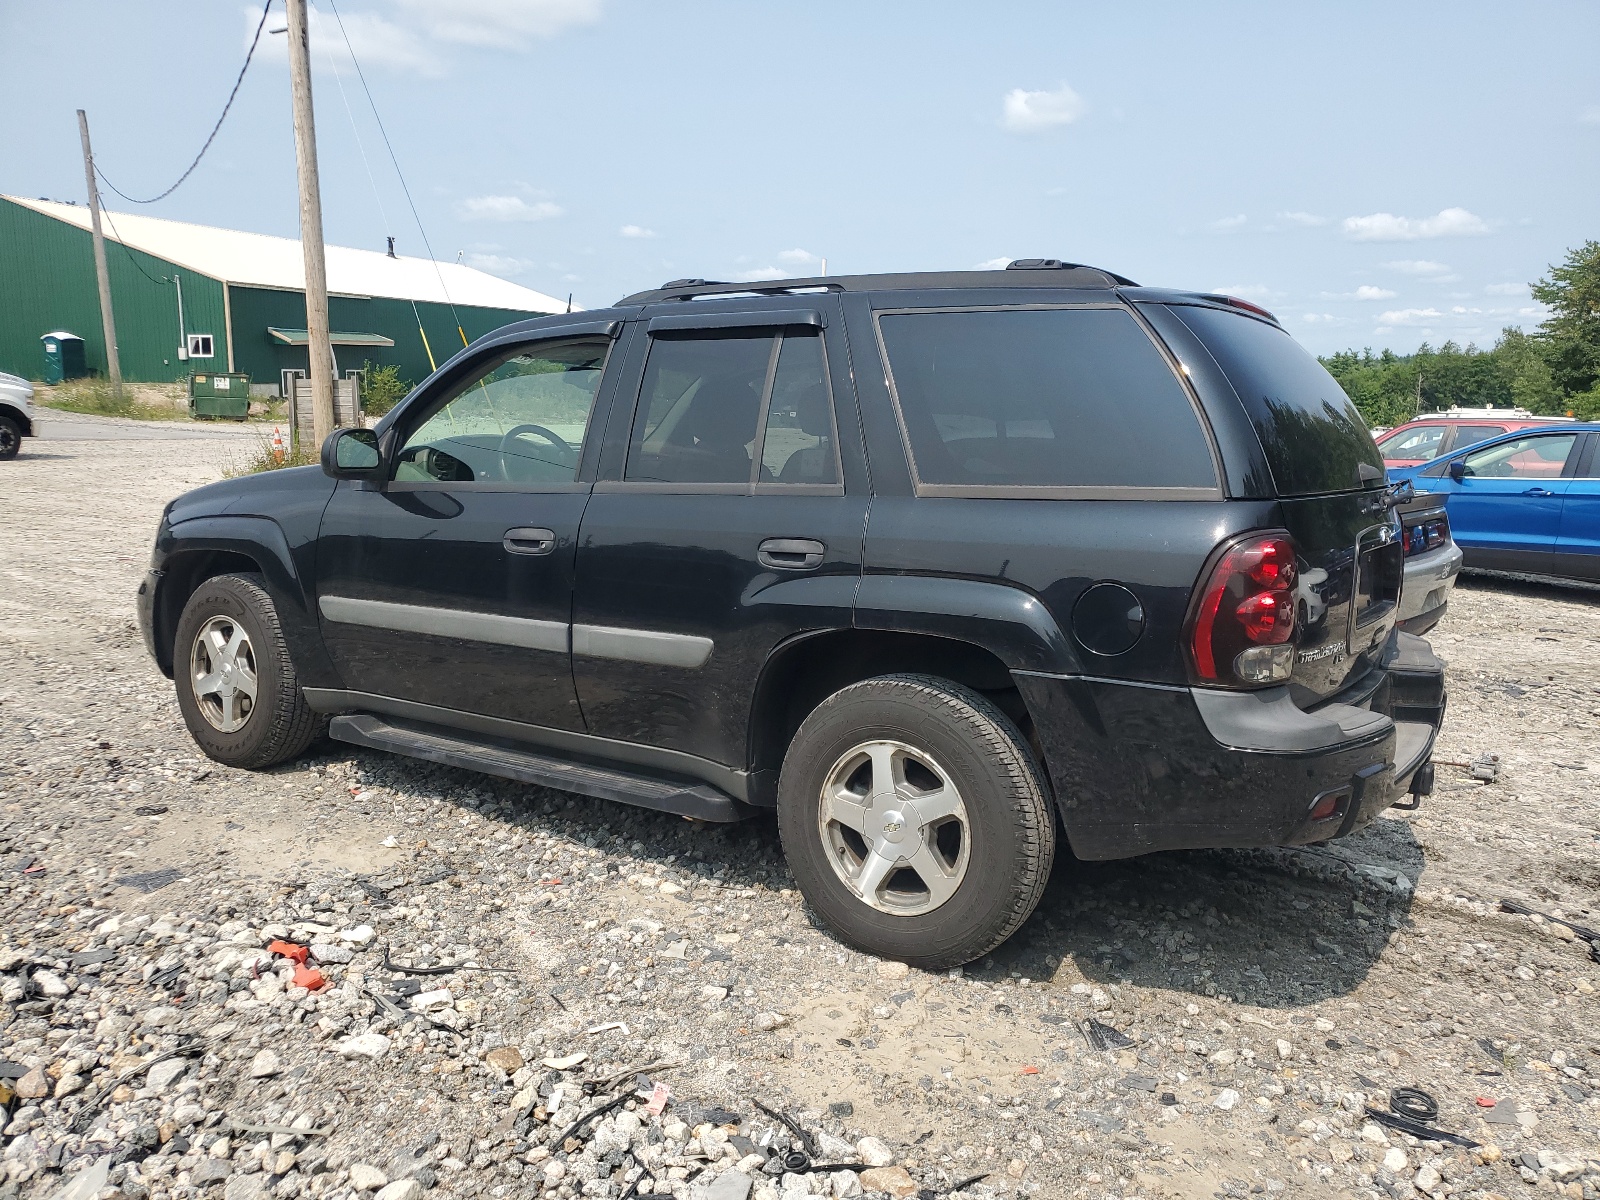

left=327, top=713, right=751, bottom=823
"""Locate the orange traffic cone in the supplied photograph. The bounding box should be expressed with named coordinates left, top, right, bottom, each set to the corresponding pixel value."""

left=271, top=426, right=286, bottom=464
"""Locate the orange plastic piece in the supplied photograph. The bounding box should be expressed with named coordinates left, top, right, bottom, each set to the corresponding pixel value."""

left=293, top=964, right=327, bottom=990
left=268, top=939, right=309, bottom=964
left=1020, top=1065, right=1040, bottom=1075
left=1476, top=1096, right=1497, bottom=1107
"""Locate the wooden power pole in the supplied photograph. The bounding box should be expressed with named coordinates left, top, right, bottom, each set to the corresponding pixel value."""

left=76, top=110, right=123, bottom=400
left=285, top=0, right=335, bottom=446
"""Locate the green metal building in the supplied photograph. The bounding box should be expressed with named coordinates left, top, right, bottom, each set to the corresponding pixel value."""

left=0, top=195, right=566, bottom=392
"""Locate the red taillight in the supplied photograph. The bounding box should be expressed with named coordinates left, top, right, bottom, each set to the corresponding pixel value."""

left=1189, top=533, right=1299, bottom=685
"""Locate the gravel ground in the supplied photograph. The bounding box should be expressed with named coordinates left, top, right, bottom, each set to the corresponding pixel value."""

left=2, top=421, right=1598, bottom=1200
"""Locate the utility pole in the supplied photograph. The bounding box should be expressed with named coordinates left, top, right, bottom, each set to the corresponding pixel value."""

left=285, top=0, right=335, bottom=446
left=76, top=110, right=123, bottom=400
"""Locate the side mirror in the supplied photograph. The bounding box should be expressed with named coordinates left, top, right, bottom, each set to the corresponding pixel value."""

left=322, top=427, right=382, bottom=480
left=1448, top=459, right=1467, bottom=482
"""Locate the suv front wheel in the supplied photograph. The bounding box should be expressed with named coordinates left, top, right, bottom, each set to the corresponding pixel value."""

left=173, top=573, right=323, bottom=769
left=777, top=674, right=1056, bottom=969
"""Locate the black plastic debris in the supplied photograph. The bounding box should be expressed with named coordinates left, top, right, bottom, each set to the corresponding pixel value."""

left=1499, top=898, right=1600, bottom=963
left=753, top=1098, right=819, bottom=1158
left=828, top=1101, right=854, bottom=1118
left=1081, top=1018, right=1134, bottom=1051
left=1363, top=1088, right=1478, bottom=1149
left=115, top=867, right=183, bottom=893
left=133, top=804, right=169, bottom=816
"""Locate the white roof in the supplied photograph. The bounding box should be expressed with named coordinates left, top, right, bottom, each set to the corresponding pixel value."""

left=5, top=195, right=567, bottom=314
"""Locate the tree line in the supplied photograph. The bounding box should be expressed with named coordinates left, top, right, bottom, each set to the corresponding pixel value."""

left=1320, top=240, right=1600, bottom=428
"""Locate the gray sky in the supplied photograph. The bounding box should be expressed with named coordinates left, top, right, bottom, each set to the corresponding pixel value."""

left=3, top=1, right=1596, bottom=354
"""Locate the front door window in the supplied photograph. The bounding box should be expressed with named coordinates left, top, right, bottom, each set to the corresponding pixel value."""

left=1460, top=433, right=1576, bottom=479
left=395, top=339, right=608, bottom=483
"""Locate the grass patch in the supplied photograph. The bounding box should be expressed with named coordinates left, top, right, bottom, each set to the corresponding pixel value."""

left=37, top=378, right=186, bottom=420
left=225, top=431, right=320, bottom=476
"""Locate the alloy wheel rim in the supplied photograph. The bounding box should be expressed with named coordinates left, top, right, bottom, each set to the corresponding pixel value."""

left=190, top=615, right=258, bottom=733
left=0, top=427, right=16, bottom=454
left=817, top=738, right=970, bottom=916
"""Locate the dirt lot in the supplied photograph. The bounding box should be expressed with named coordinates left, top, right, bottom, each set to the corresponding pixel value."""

left=2, top=417, right=1598, bottom=1200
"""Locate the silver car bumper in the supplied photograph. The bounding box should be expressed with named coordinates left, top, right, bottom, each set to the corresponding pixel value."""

left=1398, top=541, right=1464, bottom=632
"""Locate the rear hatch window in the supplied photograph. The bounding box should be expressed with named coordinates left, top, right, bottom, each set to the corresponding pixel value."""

left=1169, top=304, right=1383, bottom=498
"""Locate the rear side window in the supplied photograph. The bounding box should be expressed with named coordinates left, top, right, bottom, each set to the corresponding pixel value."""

left=625, top=329, right=840, bottom=487
left=875, top=307, right=1217, bottom=493
left=1171, top=305, right=1382, bottom=496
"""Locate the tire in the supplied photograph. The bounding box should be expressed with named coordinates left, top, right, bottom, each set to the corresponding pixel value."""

left=172, top=573, right=323, bottom=769
left=0, top=415, right=20, bottom=460
left=776, top=673, right=1056, bottom=969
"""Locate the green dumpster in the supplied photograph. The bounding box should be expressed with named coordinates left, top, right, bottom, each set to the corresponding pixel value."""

left=41, top=331, right=88, bottom=384
left=189, top=372, right=251, bottom=420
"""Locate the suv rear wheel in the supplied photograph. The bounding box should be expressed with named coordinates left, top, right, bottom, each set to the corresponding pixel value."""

left=777, top=674, right=1055, bottom=969
left=0, top=415, right=21, bottom=460
left=173, top=573, right=322, bottom=769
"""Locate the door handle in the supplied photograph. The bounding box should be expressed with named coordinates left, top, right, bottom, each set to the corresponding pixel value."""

left=1523, top=487, right=1554, bottom=497
left=503, top=526, right=557, bottom=555
left=758, top=537, right=825, bottom=570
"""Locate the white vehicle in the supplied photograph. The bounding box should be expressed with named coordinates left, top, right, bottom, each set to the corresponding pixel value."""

left=0, top=370, right=34, bottom=459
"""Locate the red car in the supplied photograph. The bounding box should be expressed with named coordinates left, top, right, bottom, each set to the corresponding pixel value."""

left=1376, top=408, right=1575, bottom=468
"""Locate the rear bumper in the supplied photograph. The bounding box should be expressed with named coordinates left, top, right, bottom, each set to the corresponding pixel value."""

left=1016, top=632, right=1446, bottom=860
left=1398, top=541, right=1462, bottom=633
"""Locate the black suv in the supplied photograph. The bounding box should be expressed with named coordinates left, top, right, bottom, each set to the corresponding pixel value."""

left=137, top=262, right=1445, bottom=968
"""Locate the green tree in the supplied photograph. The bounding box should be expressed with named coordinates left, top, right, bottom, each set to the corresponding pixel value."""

left=359, top=361, right=412, bottom=417
left=1530, top=240, right=1600, bottom=397
left=1493, top=327, right=1561, bottom=413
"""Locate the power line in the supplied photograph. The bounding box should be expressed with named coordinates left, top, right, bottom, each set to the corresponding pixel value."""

left=98, top=206, right=172, bottom=287
left=95, top=0, right=274, bottom=205
left=323, top=0, right=468, bottom=347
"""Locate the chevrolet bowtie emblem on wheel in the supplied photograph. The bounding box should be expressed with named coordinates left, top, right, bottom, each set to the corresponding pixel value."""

left=882, top=820, right=903, bottom=833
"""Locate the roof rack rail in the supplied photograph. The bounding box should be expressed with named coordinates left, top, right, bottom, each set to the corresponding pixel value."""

left=616, top=264, right=1138, bottom=305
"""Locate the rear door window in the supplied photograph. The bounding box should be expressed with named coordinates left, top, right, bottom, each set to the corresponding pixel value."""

left=1446, top=424, right=1508, bottom=453
left=874, top=306, right=1217, bottom=494
left=624, top=328, right=841, bottom=488
left=1170, top=305, right=1383, bottom=497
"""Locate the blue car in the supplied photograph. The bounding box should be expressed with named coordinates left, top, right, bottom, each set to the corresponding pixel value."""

left=1387, top=423, right=1600, bottom=583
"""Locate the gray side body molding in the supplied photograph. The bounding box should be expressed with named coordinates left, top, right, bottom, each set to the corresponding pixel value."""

left=318, top=595, right=567, bottom=654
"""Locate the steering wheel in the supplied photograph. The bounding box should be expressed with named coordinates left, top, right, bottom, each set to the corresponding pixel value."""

left=498, top=423, right=575, bottom=480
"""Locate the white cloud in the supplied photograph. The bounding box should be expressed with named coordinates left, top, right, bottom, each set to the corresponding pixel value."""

left=1001, top=84, right=1085, bottom=133
left=1210, top=214, right=1248, bottom=232
left=974, top=257, right=1014, bottom=270
left=1380, top=259, right=1452, bottom=277
left=1341, top=207, right=1490, bottom=241
left=1376, top=307, right=1444, bottom=326
left=1354, top=285, right=1396, bottom=300
left=731, top=266, right=787, bottom=282
left=1484, top=282, right=1527, bottom=296
left=255, top=6, right=445, bottom=76
left=391, top=0, right=603, bottom=48
left=1278, top=211, right=1329, bottom=227
left=777, top=249, right=821, bottom=266
left=1581, top=105, right=1600, bottom=125
left=1211, top=283, right=1274, bottom=300
left=619, top=224, right=656, bottom=238
left=457, top=195, right=563, bottom=222
left=1299, top=313, right=1349, bottom=325
left=464, top=252, right=534, bottom=276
